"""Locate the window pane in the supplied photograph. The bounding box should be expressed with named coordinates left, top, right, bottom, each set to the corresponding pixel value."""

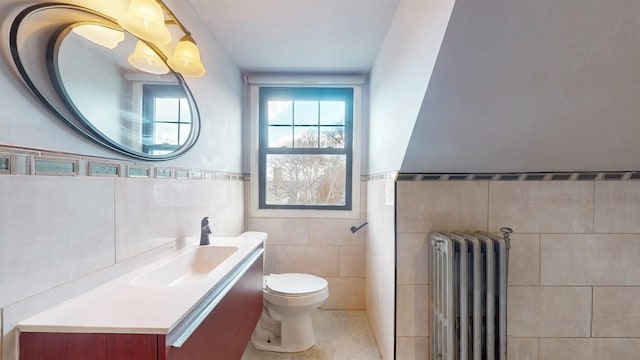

left=269, top=126, right=293, bottom=148
left=179, top=98, right=191, bottom=123
left=155, top=98, right=180, bottom=122
left=265, top=154, right=346, bottom=206
left=154, top=123, right=178, bottom=144
left=268, top=101, right=292, bottom=125
left=320, top=126, right=345, bottom=148
left=294, top=101, right=318, bottom=125
left=294, top=126, right=318, bottom=148
left=320, top=101, right=345, bottom=125
left=178, top=124, right=192, bottom=144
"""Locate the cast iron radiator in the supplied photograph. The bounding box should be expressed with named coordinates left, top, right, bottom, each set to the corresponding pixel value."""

left=429, top=228, right=512, bottom=360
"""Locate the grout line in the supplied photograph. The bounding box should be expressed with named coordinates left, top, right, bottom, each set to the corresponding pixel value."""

left=592, top=181, right=597, bottom=233
left=113, top=177, right=118, bottom=265
left=486, top=181, right=491, bottom=231
left=590, top=286, right=594, bottom=338
left=538, top=234, right=542, bottom=286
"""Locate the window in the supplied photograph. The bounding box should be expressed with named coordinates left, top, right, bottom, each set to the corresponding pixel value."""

left=142, top=84, right=192, bottom=155
left=259, top=87, right=353, bottom=210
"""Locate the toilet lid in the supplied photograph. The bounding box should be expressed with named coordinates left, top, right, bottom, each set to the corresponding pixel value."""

left=265, top=273, right=328, bottom=295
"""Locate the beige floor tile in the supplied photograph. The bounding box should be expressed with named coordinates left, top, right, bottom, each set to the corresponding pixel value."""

left=243, top=310, right=381, bottom=360
left=291, top=342, right=334, bottom=360
left=333, top=339, right=381, bottom=360
left=330, top=310, right=374, bottom=341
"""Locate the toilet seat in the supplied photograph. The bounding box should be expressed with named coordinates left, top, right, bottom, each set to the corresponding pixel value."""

left=265, top=273, right=328, bottom=296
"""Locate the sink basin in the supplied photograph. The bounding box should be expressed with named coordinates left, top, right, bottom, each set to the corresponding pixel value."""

left=131, top=246, right=239, bottom=287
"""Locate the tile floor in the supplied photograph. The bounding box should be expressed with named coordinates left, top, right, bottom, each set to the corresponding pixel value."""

left=241, top=310, right=382, bottom=360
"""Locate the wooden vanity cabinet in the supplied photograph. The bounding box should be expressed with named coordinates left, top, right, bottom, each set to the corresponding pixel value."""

left=19, top=333, right=159, bottom=360
left=161, top=252, right=263, bottom=360
left=20, top=253, right=264, bottom=360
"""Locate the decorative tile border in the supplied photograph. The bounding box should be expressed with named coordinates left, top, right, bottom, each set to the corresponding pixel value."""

left=88, top=162, right=121, bottom=177
left=128, top=165, right=151, bottom=178
left=33, top=156, right=79, bottom=176
left=367, top=172, right=398, bottom=181
left=0, top=146, right=244, bottom=181
left=396, top=172, right=640, bottom=181
left=0, top=153, right=11, bottom=174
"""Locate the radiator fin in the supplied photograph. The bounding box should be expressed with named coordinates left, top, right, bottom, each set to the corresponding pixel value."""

left=430, top=232, right=509, bottom=360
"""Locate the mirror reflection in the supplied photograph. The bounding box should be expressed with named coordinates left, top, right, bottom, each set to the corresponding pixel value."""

left=52, top=26, right=194, bottom=156
left=10, top=4, right=200, bottom=160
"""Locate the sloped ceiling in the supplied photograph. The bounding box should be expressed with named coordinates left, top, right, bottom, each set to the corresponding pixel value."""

left=401, top=0, right=640, bottom=173
left=188, top=0, right=400, bottom=72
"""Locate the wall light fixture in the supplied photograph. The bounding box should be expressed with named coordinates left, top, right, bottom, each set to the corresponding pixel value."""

left=118, top=0, right=206, bottom=78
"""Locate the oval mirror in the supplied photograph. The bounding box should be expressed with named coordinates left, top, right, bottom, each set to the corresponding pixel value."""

left=9, top=4, right=201, bottom=160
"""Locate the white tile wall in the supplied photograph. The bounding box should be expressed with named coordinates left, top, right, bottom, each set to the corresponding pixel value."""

left=366, top=178, right=395, bottom=360
left=541, top=234, right=640, bottom=286
left=396, top=180, right=640, bottom=360
left=507, top=234, right=540, bottom=286
left=115, top=179, right=244, bottom=261
left=508, top=338, right=538, bottom=360
left=592, top=287, right=640, bottom=337
left=0, top=173, right=245, bottom=360
left=507, top=286, right=592, bottom=337
left=0, top=176, right=115, bottom=307
left=324, top=277, right=365, bottom=309
left=594, top=181, right=640, bottom=233
left=397, top=181, right=489, bottom=233
left=395, top=336, right=428, bottom=360
left=396, top=285, right=429, bottom=338
left=488, top=181, right=594, bottom=233
left=539, top=338, right=640, bottom=360
left=396, top=233, right=430, bottom=286
left=247, top=181, right=369, bottom=311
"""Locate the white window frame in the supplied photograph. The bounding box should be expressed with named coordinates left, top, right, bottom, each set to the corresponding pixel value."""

left=247, top=74, right=363, bottom=219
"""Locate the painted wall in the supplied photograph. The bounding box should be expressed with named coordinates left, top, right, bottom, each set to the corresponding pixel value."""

left=367, top=0, right=455, bottom=175
left=0, top=1, right=245, bottom=359
left=402, top=0, right=640, bottom=173
left=396, top=179, right=640, bottom=359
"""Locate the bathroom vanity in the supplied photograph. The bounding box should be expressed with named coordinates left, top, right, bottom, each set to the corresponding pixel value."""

left=17, top=232, right=266, bottom=360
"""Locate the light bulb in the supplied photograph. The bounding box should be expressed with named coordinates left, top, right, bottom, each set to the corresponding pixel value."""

left=167, top=36, right=205, bottom=78
left=119, top=0, right=171, bottom=45
left=127, top=40, right=169, bottom=75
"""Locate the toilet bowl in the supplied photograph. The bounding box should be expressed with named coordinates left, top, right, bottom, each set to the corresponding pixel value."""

left=250, top=273, right=329, bottom=353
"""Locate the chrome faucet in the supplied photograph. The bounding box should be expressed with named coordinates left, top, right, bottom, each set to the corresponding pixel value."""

left=200, top=217, right=212, bottom=245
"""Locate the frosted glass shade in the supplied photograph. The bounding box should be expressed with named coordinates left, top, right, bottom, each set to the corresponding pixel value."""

left=128, top=40, right=170, bottom=75
left=119, top=0, right=171, bottom=45
left=167, top=37, right=205, bottom=78
left=72, top=24, right=125, bottom=49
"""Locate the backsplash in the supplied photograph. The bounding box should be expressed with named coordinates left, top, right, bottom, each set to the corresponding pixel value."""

left=0, top=145, right=245, bottom=360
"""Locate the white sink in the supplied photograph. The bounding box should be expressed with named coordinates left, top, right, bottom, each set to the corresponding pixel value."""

left=131, top=246, right=239, bottom=287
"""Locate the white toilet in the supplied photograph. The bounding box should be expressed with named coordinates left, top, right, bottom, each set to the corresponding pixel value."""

left=250, top=273, right=329, bottom=353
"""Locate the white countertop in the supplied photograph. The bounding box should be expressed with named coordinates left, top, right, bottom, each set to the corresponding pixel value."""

left=18, top=232, right=266, bottom=335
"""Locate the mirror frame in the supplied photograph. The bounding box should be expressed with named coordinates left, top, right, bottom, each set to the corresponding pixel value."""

left=9, top=3, right=202, bottom=161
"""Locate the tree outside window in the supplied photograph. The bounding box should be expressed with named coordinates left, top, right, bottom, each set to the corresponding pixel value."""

left=259, top=87, right=353, bottom=210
